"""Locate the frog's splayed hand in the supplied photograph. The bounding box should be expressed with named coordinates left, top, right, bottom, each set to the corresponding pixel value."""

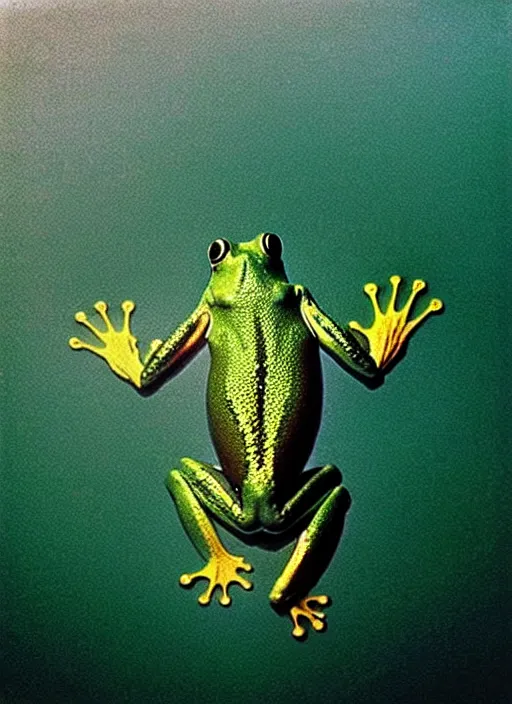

left=69, top=301, right=162, bottom=388
left=349, top=276, right=443, bottom=370
left=179, top=547, right=253, bottom=607
left=289, top=595, right=330, bottom=640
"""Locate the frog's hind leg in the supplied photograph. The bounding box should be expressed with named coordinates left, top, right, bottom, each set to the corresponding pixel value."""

left=167, top=458, right=254, bottom=607
left=268, top=465, right=351, bottom=639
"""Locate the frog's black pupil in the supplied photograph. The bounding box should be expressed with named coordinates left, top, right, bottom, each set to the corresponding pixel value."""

left=208, top=239, right=228, bottom=264
left=263, top=233, right=282, bottom=258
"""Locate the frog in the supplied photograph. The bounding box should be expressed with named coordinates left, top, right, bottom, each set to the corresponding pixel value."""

left=69, top=233, right=443, bottom=639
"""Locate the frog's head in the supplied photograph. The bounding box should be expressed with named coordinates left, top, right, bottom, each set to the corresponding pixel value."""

left=205, top=233, right=289, bottom=305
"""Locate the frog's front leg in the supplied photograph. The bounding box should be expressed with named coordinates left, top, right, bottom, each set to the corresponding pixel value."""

left=167, top=459, right=254, bottom=606
left=299, top=276, right=443, bottom=379
left=349, top=276, right=443, bottom=370
left=69, top=300, right=210, bottom=389
left=268, top=464, right=351, bottom=640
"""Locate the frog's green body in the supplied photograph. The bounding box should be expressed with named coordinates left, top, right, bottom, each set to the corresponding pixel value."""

left=199, top=241, right=325, bottom=523
left=206, top=277, right=323, bottom=521
left=70, top=233, right=443, bottom=638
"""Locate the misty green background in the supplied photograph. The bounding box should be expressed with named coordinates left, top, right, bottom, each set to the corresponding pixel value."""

left=2, top=1, right=509, bottom=702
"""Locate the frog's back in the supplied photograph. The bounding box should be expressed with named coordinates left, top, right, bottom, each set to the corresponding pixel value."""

left=206, top=286, right=322, bottom=496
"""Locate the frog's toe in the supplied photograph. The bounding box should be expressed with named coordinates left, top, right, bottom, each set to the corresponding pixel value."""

left=72, top=308, right=105, bottom=341
left=289, top=594, right=330, bottom=640
left=69, top=336, right=85, bottom=350
left=179, top=551, right=253, bottom=607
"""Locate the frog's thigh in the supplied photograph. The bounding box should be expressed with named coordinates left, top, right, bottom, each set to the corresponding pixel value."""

left=168, top=457, right=255, bottom=532
left=269, top=483, right=351, bottom=609
left=278, top=464, right=343, bottom=529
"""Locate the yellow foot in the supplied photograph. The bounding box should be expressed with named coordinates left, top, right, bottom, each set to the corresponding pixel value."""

left=69, top=300, right=161, bottom=387
left=289, top=595, right=330, bottom=640
left=349, top=276, right=443, bottom=370
left=179, top=549, right=253, bottom=607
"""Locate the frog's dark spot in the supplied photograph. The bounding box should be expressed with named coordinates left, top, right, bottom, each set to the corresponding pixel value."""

left=253, top=318, right=268, bottom=471
left=237, top=259, right=248, bottom=289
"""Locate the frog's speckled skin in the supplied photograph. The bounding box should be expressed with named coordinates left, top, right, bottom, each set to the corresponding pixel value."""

left=70, top=233, right=443, bottom=639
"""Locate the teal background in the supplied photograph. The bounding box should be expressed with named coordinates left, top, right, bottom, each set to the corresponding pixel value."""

left=3, top=1, right=508, bottom=702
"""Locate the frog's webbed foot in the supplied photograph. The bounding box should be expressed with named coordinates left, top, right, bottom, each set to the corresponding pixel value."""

left=179, top=547, right=253, bottom=607
left=349, top=276, right=443, bottom=370
left=69, top=301, right=161, bottom=387
left=288, top=595, right=330, bottom=640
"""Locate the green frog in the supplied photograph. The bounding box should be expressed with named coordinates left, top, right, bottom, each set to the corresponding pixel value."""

left=69, top=233, right=442, bottom=639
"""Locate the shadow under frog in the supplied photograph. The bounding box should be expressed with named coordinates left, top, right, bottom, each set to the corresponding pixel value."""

left=69, top=233, right=443, bottom=639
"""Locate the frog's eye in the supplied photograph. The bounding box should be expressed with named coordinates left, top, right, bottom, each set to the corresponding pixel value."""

left=208, top=238, right=230, bottom=266
left=260, top=233, right=282, bottom=259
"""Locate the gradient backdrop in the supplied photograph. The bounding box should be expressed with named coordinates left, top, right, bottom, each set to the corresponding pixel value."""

left=3, top=1, right=509, bottom=702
